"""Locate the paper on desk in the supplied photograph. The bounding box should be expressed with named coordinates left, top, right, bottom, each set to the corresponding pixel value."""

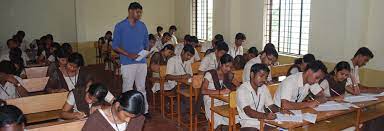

left=361, top=92, right=384, bottom=97
left=303, top=113, right=317, bottom=123
left=344, top=95, right=378, bottom=103
left=313, top=101, right=350, bottom=111
left=135, top=50, right=150, bottom=61
left=275, top=110, right=303, bottom=122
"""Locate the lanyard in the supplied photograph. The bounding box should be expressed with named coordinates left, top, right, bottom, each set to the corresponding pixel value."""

left=251, top=91, right=261, bottom=111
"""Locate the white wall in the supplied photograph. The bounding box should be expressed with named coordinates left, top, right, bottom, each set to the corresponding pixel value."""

left=0, top=0, right=77, bottom=47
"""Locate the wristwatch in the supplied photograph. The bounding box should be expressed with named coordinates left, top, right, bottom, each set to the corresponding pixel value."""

left=15, top=83, right=21, bottom=87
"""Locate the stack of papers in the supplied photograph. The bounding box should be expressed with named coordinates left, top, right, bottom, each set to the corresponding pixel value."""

left=344, top=95, right=378, bottom=103
left=314, top=101, right=350, bottom=111
left=135, top=50, right=150, bottom=61
left=275, top=110, right=317, bottom=123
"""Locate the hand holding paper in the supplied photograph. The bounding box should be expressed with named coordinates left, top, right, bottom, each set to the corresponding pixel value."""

left=135, top=50, right=150, bottom=61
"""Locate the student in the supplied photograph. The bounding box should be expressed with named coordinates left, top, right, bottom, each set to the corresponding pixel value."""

left=228, top=33, right=246, bottom=58
left=233, top=55, right=246, bottom=70
left=162, top=44, right=195, bottom=92
left=155, top=32, right=172, bottom=51
left=204, top=34, right=224, bottom=56
left=274, top=60, right=327, bottom=110
left=62, top=43, right=73, bottom=54
left=175, top=35, right=200, bottom=62
left=82, top=90, right=146, bottom=131
left=0, top=61, right=28, bottom=100
left=155, top=26, right=164, bottom=41
left=169, top=25, right=178, bottom=45
left=149, top=44, right=175, bottom=92
left=320, top=61, right=354, bottom=101
left=61, top=83, right=110, bottom=120
left=148, top=34, right=158, bottom=56
left=244, top=47, right=259, bottom=63
left=243, top=47, right=278, bottom=83
left=348, top=47, right=384, bottom=94
left=0, top=104, right=27, bottom=131
left=237, top=63, right=279, bottom=131
left=15, top=30, right=29, bottom=52
left=287, top=54, right=316, bottom=76
left=202, top=54, right=236, bottom=130
left=199, top=41, right=229, bottom=73
left=46, top=47, right=69, bottom=77
left=0, top=39, right=21, bottom=62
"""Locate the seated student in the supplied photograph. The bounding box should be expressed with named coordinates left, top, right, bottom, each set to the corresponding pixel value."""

left=61, top=83, right=111, bottom=120
left=202, top=54, right=236, bottom=130
left=204, top=34, right=224, bottom=56
left=243, top=46, right=278, bottom=83
left=148, top=34, right=159, bottom=56
left=287, top=54, right=316, bottom=76
left=82, top=90, right=146, bottom=131
left=0, top=103, right=27, bottom=131
left=0, top=60, right=28, bottom=100
left=62, top=43, right=73, bottom=54
left=233, top=55, right=246, bottom=70
left=274, top=60, right=327, bottom=110
left=155, top=32, right=172, bottom=51
left=169, top=25, right=178, bottom=45
left=320, top=61, right=354, bottom=101
left=228, top=33, right=246, bottom=58
left=155, top=26, right=164, bottom=41
left=15, top=30, right=29, bottom=52
left=175, top=35, right=200, bottom=62
left=46, top=47, right=70, bottom=77
left=161, top=44, right=195, bottom=92
left=199, top=41, right=229, bottom=74
left=149, top=44, right=175, bottom=92
left=237, top=63, right=279, bottom=131
left=244, top=47, right=259, bottom=63
left=348, top=47, right=384, bottom=94
left=10, top=57, right=26, bottom=79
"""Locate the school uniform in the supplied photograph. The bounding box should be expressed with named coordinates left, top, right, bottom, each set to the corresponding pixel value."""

left=228, top=45, right=244, bottom=58
left=348, top=60, right=360, bottom=85
left=287, top=66, right=300, bottom=76
left=201, top=41, right=213, bottom=53
left=242, top=56, right=272, bottom=83
left=171, top=35, right=178, bottom=45
left=199, top=52, right=218, bottom=72
left=174, top=43, right=200, bottom=62
left=0, top=76, right=23, bottom=100
left=66, top=89, right=114, bottom=115
left=237, top=81, right=274, bottom=129
left=320, top=75, right=352, bottom=97
left=274, top=72, right=322, bottom=107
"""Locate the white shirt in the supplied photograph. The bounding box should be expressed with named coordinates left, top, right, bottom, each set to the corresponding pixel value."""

left=289, top=67, right=300, bottom=75
left=348, top=60, right=360, bottom=84
left=201, top=41, right=213, bottom=53
left=228, top=45, right=244, bottom=58
left=273, top=72, right=323, bottom=107
left=320, top=78, right=352, bottom=97
left=0, top=76, right=23, bottom=100
left=98, top=109, right=127, bottom=131
left=0, top=49, right=29, bottom=66
left=64, top=74, right=79, bottom=91
left=243, top=56, right=262, bottom=82
left=199, top=52, right=218, bottom=72
left=237, top=81, right=273, bottom=128
left=174, top=44, right=200, bottom=62
left=66, top=91, right=115, bottom=112
left=171, top=35, right=178, bottom=45
left=165, top=55, right=193, bottom=90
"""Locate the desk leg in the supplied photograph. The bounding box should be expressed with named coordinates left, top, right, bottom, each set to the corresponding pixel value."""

left=356, top=109, right=361, bottom=131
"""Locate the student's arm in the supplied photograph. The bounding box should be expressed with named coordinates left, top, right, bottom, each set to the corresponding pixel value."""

left=164, top=58, right=191, bottom=81
left=281, top=99, right=318, bottom=110
left=200, top=78, right=230, bottom=95
left=149, top=53, right=161, bottom=73
left=111, top=24, right=138, bottom=59
left=60, top=102, right=86, bottom=120
left=165, top=74, right=191, bottom=81
left=243, top=106, right=276, bottom=120
left=15, top=84, right=29, bottom=97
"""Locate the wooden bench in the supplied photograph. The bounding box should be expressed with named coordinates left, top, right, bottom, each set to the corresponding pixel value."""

left=22, top=77, right=49, bottom=92
left=6, top=92, right=68, bottom=124
left=271, top=64, right=293, bottom=78
left=27, top=120, right=85, bottom=131
left=25, top=66, right=48, bottom=78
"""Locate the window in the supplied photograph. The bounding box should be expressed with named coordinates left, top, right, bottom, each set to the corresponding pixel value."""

left=192, top=0, right=213, bottom=41
left=264, top=0, right=311, bottom=55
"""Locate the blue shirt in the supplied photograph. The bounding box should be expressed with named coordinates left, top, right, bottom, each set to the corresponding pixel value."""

left=112, top=19, right=148, bottom=65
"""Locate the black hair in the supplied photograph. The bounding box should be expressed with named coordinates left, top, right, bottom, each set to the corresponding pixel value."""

left=56, top=47, right=70, bottom=59
left=294, top=58, right=304, bottom=65
left=46, top=34, right=53, bottom=41
left=184, top=34, right=192, bottom=42
left=16, top=31, right=25, bottom=37
left=0, top=61, right=17, bottom=75
left=263, top=46, right=279, bottom=59
left=264, top=43, right=276, bottom=51
left=105, top=31, right=112, bottom=35
left=128, top=2, right=143, bottom=10
left=354, top=47, right=374, bottom=59
left=88, top=83, right=108, bottom=102
left=215, top=41, right=229, bottom=52
left=117, top=90, right=145, bottom=116
left=233, top=55, right=246, bottom=70
left=235, top=33, right=246, bottom=40
left=214, top=34, right=224, bottom=42
left=163, top=32, right=172, bottom=38
left=304, top=60, right=327, bottom=74
left=156, top=26, right=163, bottom=32
left=11, top=58, right=24, bottom=76
left=68, top=53, right=85, bottom=67
left=169, top=25, right=177, bottom=31
left=250, top=63, right=270, bottom=74
left=161, top=44, right=175, bottom=52
left=190, top=36, right=199, bottom=44
left=303, top=54, right=315, bottom=63
left=0, top=104, right=26, bottom=128
left=61, top=43, right=73, bottom=53
left=9, top=48, right=22, bottom=60
left=148, top=34, right=156, bottom=41
left=247, top=47, right=258, bottom=57
left=220, top=54, right=233, bottom=65
left=330, top=61, right=351, bottom=75
left=182, top=44, right=195, bottom=55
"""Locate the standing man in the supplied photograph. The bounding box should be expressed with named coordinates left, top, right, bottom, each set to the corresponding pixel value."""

left=112, top=2, right=150, bottom=117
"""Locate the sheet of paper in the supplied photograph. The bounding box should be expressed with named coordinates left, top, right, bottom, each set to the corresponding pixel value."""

left=135, top=50, right=150, bottom=61
left=303, top=113, right=317, bottom=123
left=344, top=95, right=378, bottom=103
left=313, top=101, right=350, bottom=111
left=361, top=92, right=384, bottom=97
left=275, top=110, right=303, bottom=122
